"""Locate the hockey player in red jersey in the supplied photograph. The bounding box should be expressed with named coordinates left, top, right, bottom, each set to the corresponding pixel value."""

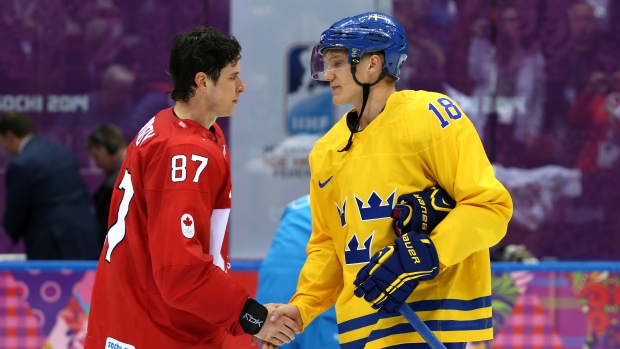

left=85, top=26, right=299, bottom=349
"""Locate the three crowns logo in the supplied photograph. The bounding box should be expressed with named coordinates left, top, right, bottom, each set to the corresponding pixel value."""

left=354, top=190, right=396, bottom=221
left=344, top=233, right=374, bottom=265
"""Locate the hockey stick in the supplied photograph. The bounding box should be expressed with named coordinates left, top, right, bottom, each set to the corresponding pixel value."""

left=398, top=303, right=447, bottom=349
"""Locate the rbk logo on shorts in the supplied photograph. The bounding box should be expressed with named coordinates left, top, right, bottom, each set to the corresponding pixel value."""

left=106, top=337, right=135, bottom=349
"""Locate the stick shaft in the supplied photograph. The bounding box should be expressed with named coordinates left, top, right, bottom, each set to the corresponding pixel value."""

left=398, top=303, right=447, bottom=349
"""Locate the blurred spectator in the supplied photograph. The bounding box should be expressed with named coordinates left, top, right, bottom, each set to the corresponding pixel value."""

left=60, top=63, right=135, bottom=168
left=0, top=111, right=99, bottom=260
left=393, top=0, right=450, bottom=92
left=0, top=0, right=65, bottom=88
left=83, top=15, right=135, bottom=85
left=0, top=0, right=42, bottom=93
left=121, top=80, right=173, bottom=139
left=546, top=1, right=619, bottom=166
left=86, top=123, right=127, bottom=247
left=133, top=0, right=209, bottom=82
left=567, top=69, right=620, bottom=172
left=256, top=195, right=339, bottom=349
left=89, top=64, right=135, bottom=127
left=466, top=3, right=546, bottom=167
left=441, top=0, right=484, bottom=96
left=48, top=0, right=137, bottom=92
left=559, top=1, right=614, bottom=102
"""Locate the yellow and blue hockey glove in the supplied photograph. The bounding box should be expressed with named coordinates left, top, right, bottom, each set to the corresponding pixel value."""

left=353, top=232, right=439, bottom=313
left=391, top=185, right=456, bottom=237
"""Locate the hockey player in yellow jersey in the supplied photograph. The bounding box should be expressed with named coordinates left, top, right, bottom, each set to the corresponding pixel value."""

left=267, top=12, right=513, bottom=349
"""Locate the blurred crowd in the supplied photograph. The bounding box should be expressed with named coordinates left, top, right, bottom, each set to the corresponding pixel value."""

left=393, top=0, right=620, bottom=169
left=0, top=0, right=619, bottom=260
left=392, top=0, right=620, bottom=260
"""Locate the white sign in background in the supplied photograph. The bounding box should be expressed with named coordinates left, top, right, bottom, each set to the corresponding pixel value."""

left=230, top=0, right=392, bottom=259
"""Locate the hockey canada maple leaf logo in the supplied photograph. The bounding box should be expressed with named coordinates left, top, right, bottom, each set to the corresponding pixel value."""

left=181, top=213, right=195, bottom=238
left=183, top=216, right=193, bottom=226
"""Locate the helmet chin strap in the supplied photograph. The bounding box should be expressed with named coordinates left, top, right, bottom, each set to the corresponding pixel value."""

left=338, top=66, right=388, bottom=152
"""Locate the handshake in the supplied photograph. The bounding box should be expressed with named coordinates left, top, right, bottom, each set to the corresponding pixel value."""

left=247, top=186, right=455, bottom=347
left=248, top=303, right=302, bottom=349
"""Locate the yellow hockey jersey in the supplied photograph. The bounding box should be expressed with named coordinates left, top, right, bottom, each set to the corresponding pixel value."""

left=290, top=90, right=513, bottom=349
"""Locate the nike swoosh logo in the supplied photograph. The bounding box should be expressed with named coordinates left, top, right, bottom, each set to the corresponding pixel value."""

left=318, top=176, right=333, bottom=188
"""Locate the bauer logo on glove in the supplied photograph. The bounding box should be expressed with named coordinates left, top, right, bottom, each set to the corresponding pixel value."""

left=353, top=232, right=439, bottom=313
left=391, top=185, right=455, bottom=237
left=402, top=233, right=421, bottom=264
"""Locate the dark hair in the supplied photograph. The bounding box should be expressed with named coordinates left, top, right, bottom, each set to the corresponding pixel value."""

left=87, top=123, right=127, bottom=154
left=168, top=26, right=242, bottom=103
left=0, top=111, right=35, bottom=137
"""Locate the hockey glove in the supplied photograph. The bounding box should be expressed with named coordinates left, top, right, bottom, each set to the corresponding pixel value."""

left=353, top=232, right=439, bottom=313
left=391, top=185, right=456, bottom=237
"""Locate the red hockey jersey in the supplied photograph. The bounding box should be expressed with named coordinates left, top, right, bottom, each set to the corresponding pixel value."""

left=85, top=108, right=248, bottom=349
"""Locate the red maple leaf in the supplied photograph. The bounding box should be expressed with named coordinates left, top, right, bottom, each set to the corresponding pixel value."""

left=183, top=217, right=193, bottom=226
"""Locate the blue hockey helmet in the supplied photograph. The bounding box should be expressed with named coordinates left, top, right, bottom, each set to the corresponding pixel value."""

left=310, top=12, right=408, bottom=81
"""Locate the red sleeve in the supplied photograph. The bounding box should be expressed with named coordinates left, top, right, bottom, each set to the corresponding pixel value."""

left=143, top=142, right=248, bottom=336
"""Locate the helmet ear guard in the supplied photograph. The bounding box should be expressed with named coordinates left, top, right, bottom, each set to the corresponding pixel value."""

left=311, top=12, right=408, bottom=81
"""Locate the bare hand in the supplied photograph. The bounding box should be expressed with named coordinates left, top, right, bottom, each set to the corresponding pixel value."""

left=252, top=304, right=300, bottom=347
left=249, top=335, right=279, bottom=349
left=269, top=304, right=302, bottom=328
